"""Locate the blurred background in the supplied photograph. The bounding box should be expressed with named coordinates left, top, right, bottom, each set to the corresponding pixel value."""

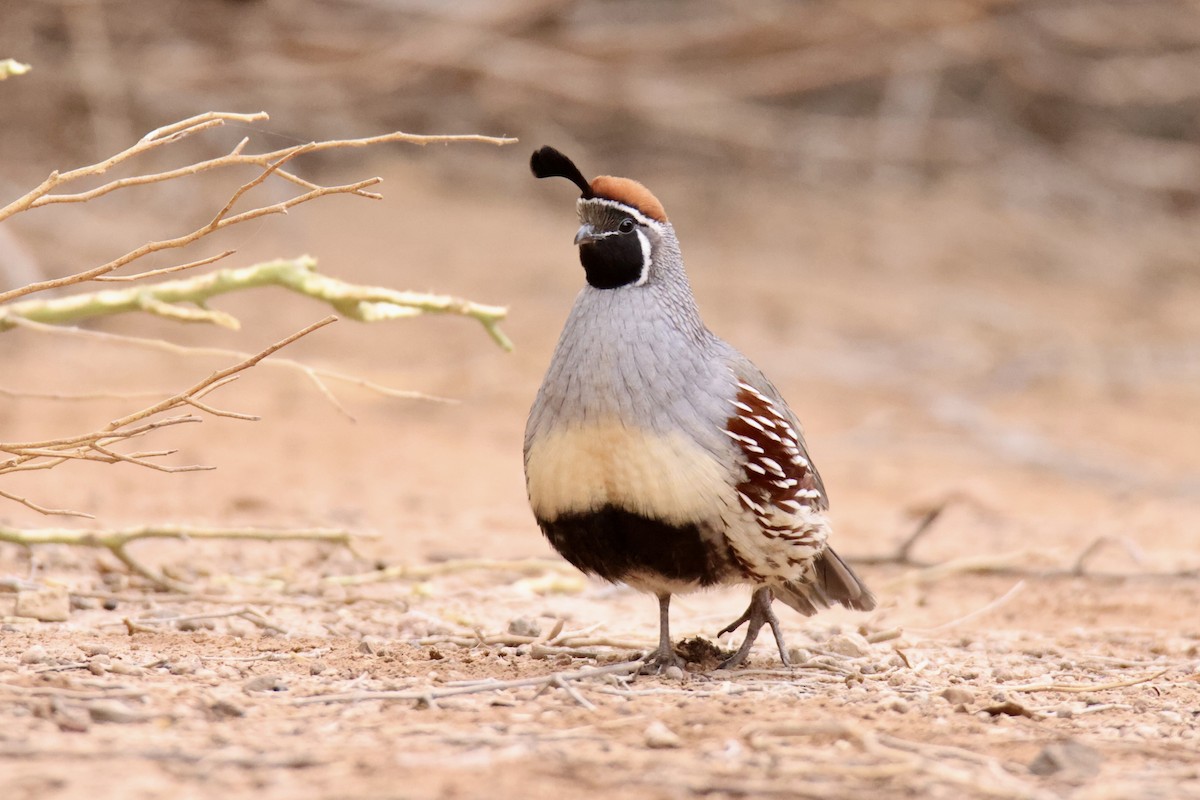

left=1, top=0, right=1198, bottom=572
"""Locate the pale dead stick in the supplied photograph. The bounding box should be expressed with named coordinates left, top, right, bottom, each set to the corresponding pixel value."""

left=288, top=659, right=644, bottom=707
left=1006, top=667, right=1174, bottom=694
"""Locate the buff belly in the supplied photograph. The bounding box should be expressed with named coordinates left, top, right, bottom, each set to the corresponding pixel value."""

left=525, top=422, right=736, bottom=589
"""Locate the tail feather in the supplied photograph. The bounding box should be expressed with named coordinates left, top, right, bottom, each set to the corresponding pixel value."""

left=773, top=546, right=877, bottom=617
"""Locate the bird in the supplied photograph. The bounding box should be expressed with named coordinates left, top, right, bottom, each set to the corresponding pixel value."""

left=524, top=146, right=876, bottom=670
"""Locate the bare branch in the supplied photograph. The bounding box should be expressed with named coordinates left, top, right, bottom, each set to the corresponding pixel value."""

left=290, top=659, right=644, bottom=707
left=95, top=250, right=235, bottom=282
left=0, top=110, right=517, bottom=301
left=3, top=316, right=451, bottom=405
left=0, top=256, right=511, bottom=349
left=0, top=319, right=336, bottom=506
left=0, top=489, right=94, bottom=520
left=0, top=59, right=31, bottom=80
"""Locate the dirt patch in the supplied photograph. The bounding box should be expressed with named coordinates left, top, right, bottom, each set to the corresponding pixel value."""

left=3, top=142, right=1200, bottom=798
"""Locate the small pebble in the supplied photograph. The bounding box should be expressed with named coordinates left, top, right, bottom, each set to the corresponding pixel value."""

left=209, top=698, right=246, bottom=718
left=19, top=644, right=49, bottom=665
left=1159, top=710, right=1183, bottom=725
left=87, top=699, right=143, bottom=724
left=507, top=617, right=541, bottom=638
left=787, top=647, right=813, bottom=663
left=644, top=720, right=682, bottom=749
left=1028, top=740, right=1101, bottom=777
left=108, top=661, right=146, bottom=677
left=167, top=656, right=201, bottom=676
left=825, top=633, right=871, bottom=658
left=663, top=665, right=685, bottom=681
left=52, top=701, right=91, bottom=733
left=940, top=686, right=975, bottom=706
left=16, top=586, right=70, bottom=622
left=358, top=638, right=386, bottom=656
left=243, top=674, right=287, bottom=693
left=80, top=643, right=110, bottom=657
left=176, top=617, right=215, bottom=632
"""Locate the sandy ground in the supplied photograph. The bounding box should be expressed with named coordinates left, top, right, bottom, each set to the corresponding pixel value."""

left=2, top=149, right=1200, bottom=799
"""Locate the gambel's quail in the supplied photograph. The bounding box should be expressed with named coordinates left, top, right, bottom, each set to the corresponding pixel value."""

left=524, top=146, right=876, bottom=670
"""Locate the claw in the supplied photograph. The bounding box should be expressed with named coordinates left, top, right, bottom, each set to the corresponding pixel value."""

left=716, top=586, right=791, bottom=669
left=716, top=608, right=752, bottom=639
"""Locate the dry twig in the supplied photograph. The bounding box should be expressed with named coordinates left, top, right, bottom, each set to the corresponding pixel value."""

left=325, top=557, right=576, bottom=586
left=4, top=316, right=448, bottom=416
left=121, top=606, right=287, bottom=635
left=290, top=659, right=643, bottom=707
left=0, top=524, right=360, bottom=593
left=0, top=256, right=511, bottom=349
left=0, top=111, right=514, bottom=302
left=0, top=59, right=31, bottom=80
left=1006, top=668, right=1173, bottom=694
left=0, top=317, right=336, bottom=517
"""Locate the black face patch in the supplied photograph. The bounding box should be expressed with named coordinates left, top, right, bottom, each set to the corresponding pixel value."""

left=579, top=232, right=645, bottom=289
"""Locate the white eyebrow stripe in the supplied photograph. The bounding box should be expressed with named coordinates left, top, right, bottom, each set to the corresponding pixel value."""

left=578, top=197, right=667, bottom=231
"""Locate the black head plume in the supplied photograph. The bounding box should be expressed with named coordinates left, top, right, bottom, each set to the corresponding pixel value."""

left=530, top=146, right=594, bottom=198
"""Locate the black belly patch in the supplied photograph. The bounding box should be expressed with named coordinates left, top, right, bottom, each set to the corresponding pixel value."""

left=538, top=506, right=725, bottom=586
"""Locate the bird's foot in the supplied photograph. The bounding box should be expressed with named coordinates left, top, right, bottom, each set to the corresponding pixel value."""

left=640, top=642, right=685, bottom=674
left=716, top=587, right=790, bottom=670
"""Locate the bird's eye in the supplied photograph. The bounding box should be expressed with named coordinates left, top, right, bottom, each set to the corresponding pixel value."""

left=618, top=218, right=636, bottom=234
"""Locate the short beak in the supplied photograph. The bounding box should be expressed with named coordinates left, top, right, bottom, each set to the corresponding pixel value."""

left=574, top=224, right=598, bottom=246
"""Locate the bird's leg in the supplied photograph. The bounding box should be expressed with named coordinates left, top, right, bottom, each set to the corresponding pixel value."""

left=717, top=586, right=790, bottom=669
left=642, top=592, right=683, bottom=672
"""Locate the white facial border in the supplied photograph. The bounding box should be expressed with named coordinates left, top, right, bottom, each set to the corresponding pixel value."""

left=577, top=197, right=666, bottom=288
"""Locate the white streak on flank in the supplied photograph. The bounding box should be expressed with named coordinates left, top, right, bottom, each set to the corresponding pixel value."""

left=633, top=229, right=652, bottom=287
left=760, top=457, right=785, bottom=476
left=745, top=462, right=766, bottom=475
left=741, top=415, right=765, bottom=432
left=526, top=421, right=728, bottom=524
left=731, top=400, right=754, bottom=414
left=753, top=415, right=777, bottom=430
left=737, top=490, right=764, bottom=515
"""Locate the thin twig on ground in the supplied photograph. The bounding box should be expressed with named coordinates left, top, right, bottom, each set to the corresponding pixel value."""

left=121, top=606, right=287, bottom=635
left=325, top=558, right=576, bottom=586
left=1006, top=668, right=1173, bottom=694
left=0, top=525, right=361, bottom=593
left=290, top=659, right=644, bottom=707
left=909, top=580, right=1026, bottom=632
